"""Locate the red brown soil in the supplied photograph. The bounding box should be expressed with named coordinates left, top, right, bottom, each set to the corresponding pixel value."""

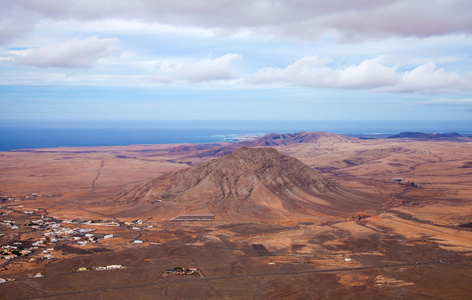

left=1, top=133, right=472, bottom=299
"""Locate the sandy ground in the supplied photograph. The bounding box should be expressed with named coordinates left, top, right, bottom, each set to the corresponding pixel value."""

left=1, top=139, right=472, bottom=299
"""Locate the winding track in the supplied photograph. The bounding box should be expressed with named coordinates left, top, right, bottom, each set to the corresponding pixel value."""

left=91, top=160, right=105, bottom=190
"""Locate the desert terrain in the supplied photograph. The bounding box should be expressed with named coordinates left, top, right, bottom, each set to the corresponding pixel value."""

left=1, top=132, right=472, bottom=299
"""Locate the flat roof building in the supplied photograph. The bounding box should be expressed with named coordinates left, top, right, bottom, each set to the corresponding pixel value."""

left=171, top=214, right=215, bottom=221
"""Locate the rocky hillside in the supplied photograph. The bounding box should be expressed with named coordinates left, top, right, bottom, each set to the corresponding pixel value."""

left=115, top=147, right=380, bottom=219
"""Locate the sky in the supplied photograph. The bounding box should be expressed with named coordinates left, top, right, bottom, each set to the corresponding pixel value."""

left=1, top=0, right=472, bottom=122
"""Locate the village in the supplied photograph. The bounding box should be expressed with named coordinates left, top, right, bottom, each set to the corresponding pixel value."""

left=0, top=192, right=217, bottom=287
left=0, top=192, right=152, bottom=283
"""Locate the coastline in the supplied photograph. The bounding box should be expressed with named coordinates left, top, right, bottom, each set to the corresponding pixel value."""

left=1, top=120, right=471, bottom=152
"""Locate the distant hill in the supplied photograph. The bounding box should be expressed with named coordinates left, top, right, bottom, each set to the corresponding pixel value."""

left=166, top=131, right=360, bottom=159
left=388, top=132, right=470, bottom=141
left=115, top=147, right=380, bottom=220
left=237, top=131, right=358, bottom=147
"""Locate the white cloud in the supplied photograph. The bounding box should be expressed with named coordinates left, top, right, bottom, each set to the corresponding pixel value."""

left=336, top=57, right=399, bottom=89
left=36, top=19, right=215, bottom=38
left=16, top=36, right=120, bottom=68
left=2, top=0, right=471, bottom=44
left=252, top=56, right=471, bottom=93
left=383, top=63, right=470, bottom=93
left=252, top=56, right=399, bottom=89
left=152, top=53, right=242, bottom=83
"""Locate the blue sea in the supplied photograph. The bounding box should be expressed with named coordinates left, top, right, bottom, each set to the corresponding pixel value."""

left=1, top=120, right=471, bottom=151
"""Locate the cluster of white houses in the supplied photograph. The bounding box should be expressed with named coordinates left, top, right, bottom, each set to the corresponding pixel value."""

left=1, top=193, right=36, bottom=203
left=1, top=217, right=120, bottom=261
left=0, top=203, right=137, bottom=263
left=62, top=219, right=119, bottom=226
left=1, top=242, right=55, bottom=261
left=1, top=219, right=18, bottom=229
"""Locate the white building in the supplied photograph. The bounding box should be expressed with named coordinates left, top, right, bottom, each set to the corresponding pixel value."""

left=106, top=265, right=123, bottom=269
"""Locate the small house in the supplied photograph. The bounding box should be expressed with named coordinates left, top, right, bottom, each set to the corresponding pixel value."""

left=106, top=265, right=123, bottom=269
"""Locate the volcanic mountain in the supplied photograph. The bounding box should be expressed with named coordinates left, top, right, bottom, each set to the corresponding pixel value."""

left=170, top=131, right=359, bottom=159
left=115, top=147, right=381, bottom=220
left=238, top=131, right=359, bottom=147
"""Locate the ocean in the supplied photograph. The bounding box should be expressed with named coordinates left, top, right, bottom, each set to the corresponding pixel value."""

left=1, top=120, right=471, bottom=151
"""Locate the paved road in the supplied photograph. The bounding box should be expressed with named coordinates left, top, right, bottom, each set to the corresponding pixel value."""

left=10, top=257, right=472, bottom=300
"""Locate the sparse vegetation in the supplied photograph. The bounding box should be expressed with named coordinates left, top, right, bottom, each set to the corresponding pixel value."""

left=1, top=134, right=472, bottom=298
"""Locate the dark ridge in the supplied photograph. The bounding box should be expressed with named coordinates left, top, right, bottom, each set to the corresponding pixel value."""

left=388, top=132, right=466, bottom=140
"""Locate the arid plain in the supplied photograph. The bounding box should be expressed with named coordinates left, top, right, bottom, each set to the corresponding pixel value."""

left=1, top=132, right=472, bottom=299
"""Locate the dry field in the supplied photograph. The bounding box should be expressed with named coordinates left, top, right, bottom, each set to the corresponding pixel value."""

left=1, top=137, right=472, bottom=299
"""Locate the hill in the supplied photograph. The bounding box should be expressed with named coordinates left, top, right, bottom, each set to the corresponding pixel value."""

left=388, top=132, right=470, bottom=141
left=167, top=131, right=360, bottom=160
left=237, top=131, right=358, bottom=147
left=115, top=147, right=381, bottom=220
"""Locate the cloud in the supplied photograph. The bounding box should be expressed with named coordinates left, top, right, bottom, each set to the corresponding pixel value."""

left=2, top=0, right=471, bottom=44
left=424, top=98, right=472, bottom=112
left=53, top=19, right=214, bottom=37
left=152, top=53, right=242, bottom=83
left=252, top=56, right=399, bottom=89
left=16, top=36, right=119, bottom=68
left=0, top=1, right=37, bottom=45
left=425, top=98, right=472, bottom=106
left=304, top=0, right=472, bottom=42
left=426, top=98, right=472, bottom=104
left=384, top=63, right=470, bottom=93
left=252, top=56, right=470, bottom=93
left=0, top=18, right=33, bottom=45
